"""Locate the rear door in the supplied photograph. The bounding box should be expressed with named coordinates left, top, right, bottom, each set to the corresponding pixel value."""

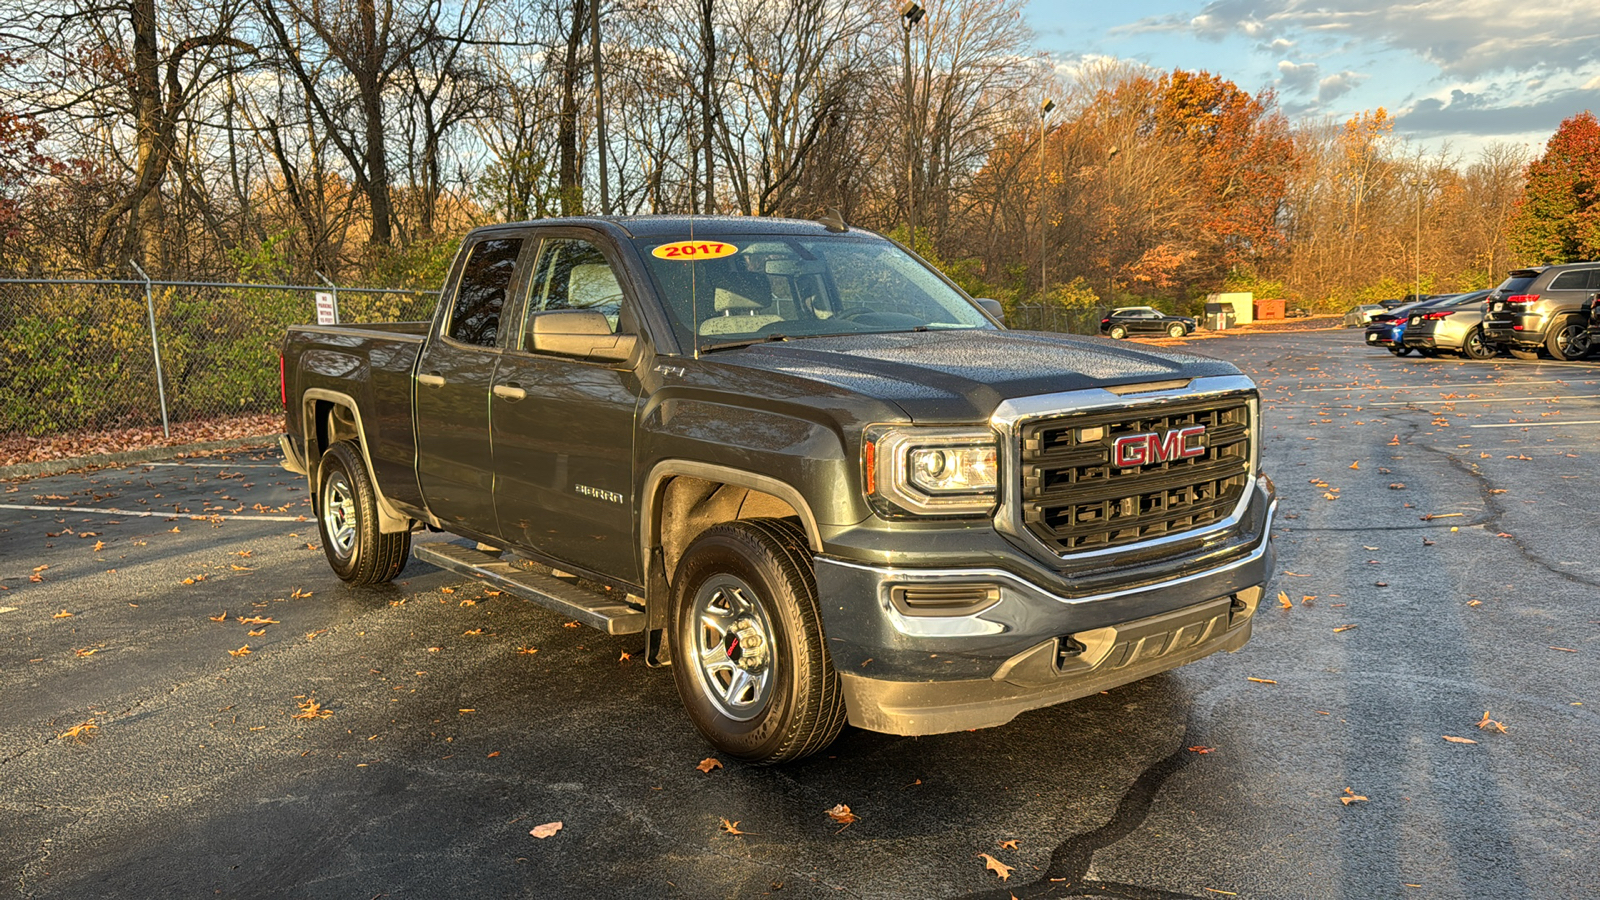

left=490, top=230, right=645, bottom=583
left=415, top=232, right=531, bottom=535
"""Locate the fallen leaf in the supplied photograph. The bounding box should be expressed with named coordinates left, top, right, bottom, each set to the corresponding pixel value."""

left=1247, top=677, right=1277, bottom=684
left=487, top=751, right=500, bottom=758
left=619, top=650, right=632, bottom=663
left=463, top=628, right=484, bottom=636
left=826, top=803, right=859, bottom=828
left=697, top=757, right=723, bottom=774
left=562, top=621, right=580, bottom=628
left=1476, top=711, right=1508, bottom=733
left=292, top=698, right=332, bottom=719
left=1348, top=461, right=1359, bottom=469
left=1550, top=646, right=1577, bottom=653
left=52, top=610, right=74, bottom=619
left=209, top=612, right=228, bottom=622
left=58, top=720, right=98, bottom=741
left=1340, top=788, right=1368, bottom=806
left=238, top=616, right=278, bottom=625
left=229, top=645, right=251, bottom=657
left=979, top=853, right=1013, bottom=881
left=1333, top=624, right=1359, bottom=633
left=1442, top=735, right=1477, bottom=744
left=998, top=839, right=1020, bottom=850
left=248, top=628, right=266, bottom=636
left=516, top=646, right=538, bottom=655
left=529, top=821, right=563, bottom=839
left=719, top=818, right=748, bottom=835
left=93, top=540, right=105, bottom=552
left=1187, top=745, right=1216, bottom=754
left=1277, top=591, right=1292, bottom=610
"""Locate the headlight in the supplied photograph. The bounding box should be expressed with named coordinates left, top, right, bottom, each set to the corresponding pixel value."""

left=865, top=426, right=997, bottom=516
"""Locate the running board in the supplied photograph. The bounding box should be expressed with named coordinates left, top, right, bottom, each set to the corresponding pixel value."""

left=413, top=542, right=645, bottom=635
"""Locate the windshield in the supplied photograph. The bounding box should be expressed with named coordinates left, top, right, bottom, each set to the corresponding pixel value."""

left=1492, top=273, right=1538, bottom=296
left=631, top=233, right=994, bottom=352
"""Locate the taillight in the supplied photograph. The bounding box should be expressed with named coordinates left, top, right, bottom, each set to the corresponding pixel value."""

left=1421, top=311, right=1451, bottom=320
left=1100, top=318, right=1110, bottom=325
left=1505, top=294, right=1539, bottom=304
left=280, top=354, right=288, bottom=408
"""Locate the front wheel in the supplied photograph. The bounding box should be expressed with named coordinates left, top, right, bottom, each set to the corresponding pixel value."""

left=1166, top=323, right=1186, bottom=338
left=317, top=440, right=411, bottom=585
left=1108, top=325, right=1128, bottom=339
left=1462, top=328, right=1496, bottom=360
left=670, top=519, right=845, bottom=764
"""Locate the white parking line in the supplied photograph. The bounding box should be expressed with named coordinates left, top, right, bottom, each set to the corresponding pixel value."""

left=1367, top=394, right=1600, bottom=406
left=0, top=504, right=307, bottom=522
left=1297, top=379, right=1579, bottom=392
left=1470, top=420, right=1600, bottom=429
left=142, top=462, right=282, bottom=468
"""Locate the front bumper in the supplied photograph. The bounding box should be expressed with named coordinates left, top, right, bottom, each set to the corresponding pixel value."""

left=814, top=482, right=1276, bottom=736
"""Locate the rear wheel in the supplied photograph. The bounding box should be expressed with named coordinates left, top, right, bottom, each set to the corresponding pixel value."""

left=670, top=519, right=845, bottom=764
left=1547, top=317, right=1590, bottom=361
left=1108, top=325, right=1128, bottom=339
left=1166, top=323, right=1185, bottom=338
left=316, top=440, right=410, bottom=585
left=1462, top=328, right=1496, bottom=361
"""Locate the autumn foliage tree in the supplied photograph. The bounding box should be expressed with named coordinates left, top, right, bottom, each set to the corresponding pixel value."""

left=1507, top=111, right=1600, bottom=264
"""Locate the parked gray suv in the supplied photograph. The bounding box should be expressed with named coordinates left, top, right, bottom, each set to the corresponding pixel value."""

left=1482, top=262, right=1600, bottom=361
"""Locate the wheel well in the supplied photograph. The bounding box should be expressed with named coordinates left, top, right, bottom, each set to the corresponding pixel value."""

left=655, top=475, right=807, bottom=577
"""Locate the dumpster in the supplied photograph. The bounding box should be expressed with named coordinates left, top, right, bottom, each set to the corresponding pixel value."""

left=1254, top=297, right=1287, bottom=320
left=1204, top=302, right=1237, bottom=330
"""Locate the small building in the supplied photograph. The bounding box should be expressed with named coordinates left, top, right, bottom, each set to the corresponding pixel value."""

left=1206, top=292, right=1254, bottom=325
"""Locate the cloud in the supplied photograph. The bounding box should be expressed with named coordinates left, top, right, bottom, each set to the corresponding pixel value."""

left=1121, top=0, right=1599, bottom=80
left=1397, top=87, right=1599, bottom=137
left=1317, top=70, right=1365, bottom=104
left=1277, top=60, right=1319, bottom=93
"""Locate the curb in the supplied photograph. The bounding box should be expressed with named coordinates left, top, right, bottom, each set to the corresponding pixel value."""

left=0, top=435, right=280, bottom=482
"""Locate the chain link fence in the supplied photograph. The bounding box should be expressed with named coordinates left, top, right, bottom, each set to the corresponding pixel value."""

left=0, top=279, right=438, bottom=439
left=1006, top=304, right=1105, bottom=335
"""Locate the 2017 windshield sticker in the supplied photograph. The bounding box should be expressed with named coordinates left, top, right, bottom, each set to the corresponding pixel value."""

left=651, top=240, right=737, bottom=260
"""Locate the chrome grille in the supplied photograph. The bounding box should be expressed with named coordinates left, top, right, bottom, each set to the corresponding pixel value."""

left=1018, top=395, right=1252, bottom=554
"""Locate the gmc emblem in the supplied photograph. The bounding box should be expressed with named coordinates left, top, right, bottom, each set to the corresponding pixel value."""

left=1112, top=425, right=1207, bottom=468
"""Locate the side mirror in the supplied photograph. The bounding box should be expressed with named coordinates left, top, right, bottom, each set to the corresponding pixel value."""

left=528, top=310, right=638, bottom=363
left=975, top=297, right=1006, bottom=325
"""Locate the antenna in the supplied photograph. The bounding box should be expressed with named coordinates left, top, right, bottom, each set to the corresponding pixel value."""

left=689, top=214, right=699, bottom=360
left=818, top=207, right=848, bottom=234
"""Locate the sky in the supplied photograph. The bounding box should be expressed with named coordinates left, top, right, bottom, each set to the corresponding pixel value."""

left=1023, top=0, right=1600, bottom=161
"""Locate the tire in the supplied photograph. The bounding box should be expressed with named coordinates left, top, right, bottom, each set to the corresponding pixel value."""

left=1462, top=328, right=1496, bottom=361
left=1507, top=348, right=1540, bottom=361
left=1547, top=317, right=1589, bottom=361
left=1417, top=348, right=1439, bottom=358
left=1388, top=346, right=1413, bottom=357
left=670, top=518, right=845, bottom=764
left=1166, top=323, right=1185, bottom=338
left=1109, top=325, right=1128, bottom=339
left=316, top=440, right=411, bottom=585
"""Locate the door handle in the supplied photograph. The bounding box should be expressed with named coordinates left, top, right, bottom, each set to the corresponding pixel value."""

left=493, top=383, right=527, bottom=401
left=416, top=373, right=445, bottom=387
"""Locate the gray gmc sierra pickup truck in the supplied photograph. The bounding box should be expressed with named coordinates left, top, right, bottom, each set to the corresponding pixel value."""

left=280, top=215, right=1277, bottom=763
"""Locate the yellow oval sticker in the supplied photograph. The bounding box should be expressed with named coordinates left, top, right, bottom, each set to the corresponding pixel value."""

left=651, top=240, right=738, bottom=261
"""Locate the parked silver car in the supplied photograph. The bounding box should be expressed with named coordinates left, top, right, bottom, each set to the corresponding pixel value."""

left=1400, top=290, right=1495, bottom=359
left=1342, top=303, right=1385, bottom=327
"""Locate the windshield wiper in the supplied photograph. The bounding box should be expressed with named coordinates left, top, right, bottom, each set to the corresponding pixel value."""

left=700, top=334, right=790, bottom=353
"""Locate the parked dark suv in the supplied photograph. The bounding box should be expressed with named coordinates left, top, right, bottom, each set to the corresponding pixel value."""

left=1482, top=263, right=1600, bottom=361
left=1099, top=306, right=1196, bottom=339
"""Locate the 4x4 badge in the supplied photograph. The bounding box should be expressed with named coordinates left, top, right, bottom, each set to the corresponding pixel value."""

left=1112, top=425, right=1207, bottom=468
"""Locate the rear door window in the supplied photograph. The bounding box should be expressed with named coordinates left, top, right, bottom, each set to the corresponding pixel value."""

left=447, top=237, right=523, bottom=347
left=1548, top=269, right=1592, bottom=291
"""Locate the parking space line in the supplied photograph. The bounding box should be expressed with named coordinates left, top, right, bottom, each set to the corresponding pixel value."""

left=1298, top=379, right=1580, bottom=392
left=1470, top=420, right=1600, bottom=429
left=142, top=462, right=282, bottom=468
left=0, top=503, right=306, bottom=522
left=1367, top=394, right=1600, bottom=406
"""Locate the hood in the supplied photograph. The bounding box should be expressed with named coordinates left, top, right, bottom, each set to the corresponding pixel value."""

left=703, top=329, right=1243, bottom=421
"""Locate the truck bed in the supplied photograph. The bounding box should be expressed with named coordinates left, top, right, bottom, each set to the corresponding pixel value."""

left=283, top=322, right=429, bottom=514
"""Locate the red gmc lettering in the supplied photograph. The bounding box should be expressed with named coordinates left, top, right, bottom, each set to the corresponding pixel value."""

left=1112, top=425, right=1207, bottom=467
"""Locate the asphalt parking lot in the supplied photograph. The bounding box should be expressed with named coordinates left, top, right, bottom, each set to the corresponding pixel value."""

left=3, top=328, right=1598, bottom=899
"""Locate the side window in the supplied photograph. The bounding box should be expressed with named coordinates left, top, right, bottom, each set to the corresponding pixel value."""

left=1549, top=269, right=1589, bottom=291
left=522, top=238, right=628, bottom=344
left=447, top=238, right=522, bottom=347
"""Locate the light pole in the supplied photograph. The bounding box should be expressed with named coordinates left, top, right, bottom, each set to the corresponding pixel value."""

left=1406, top=176, right=1431, bottom=301
left=1039, top=97, right=1055, bottom=297
left=901, top=1, right=924, bottom=250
